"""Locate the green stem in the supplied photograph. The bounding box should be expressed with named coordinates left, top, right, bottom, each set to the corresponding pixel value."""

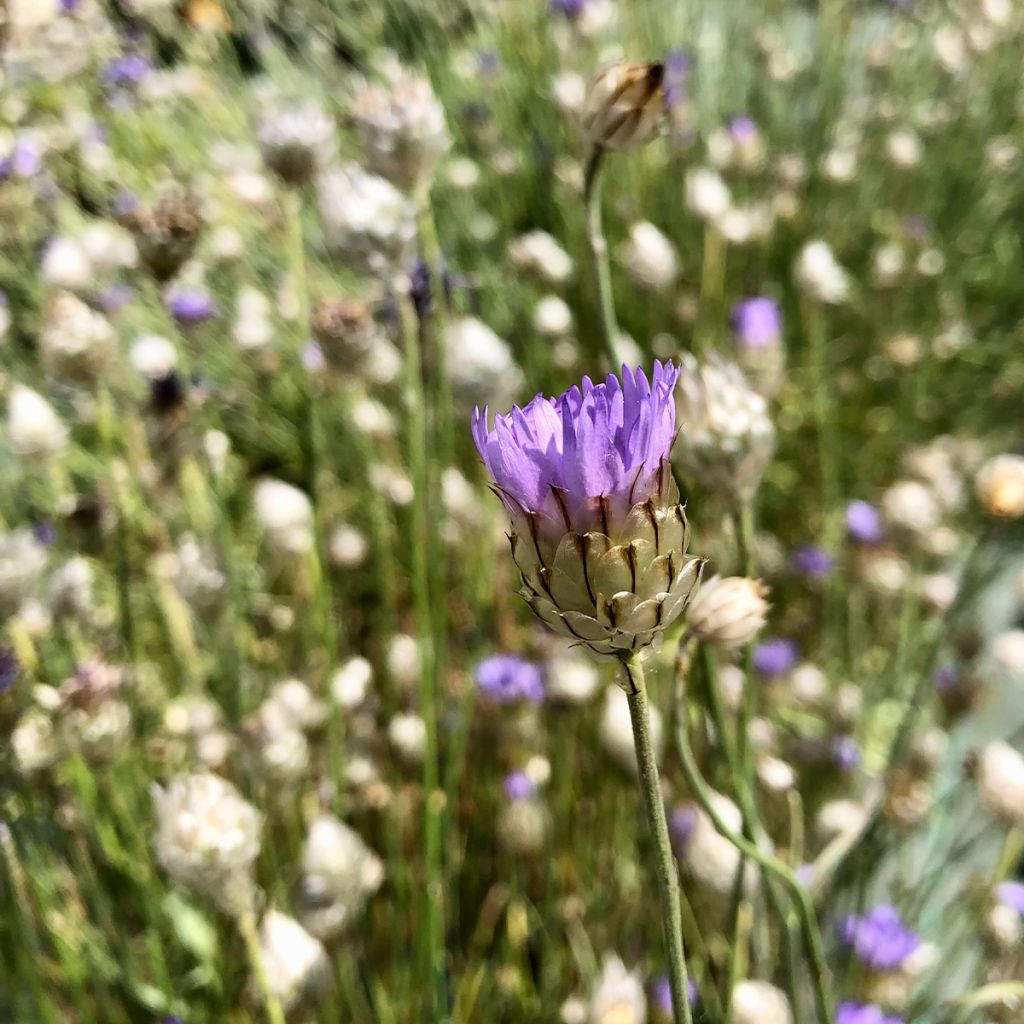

left=584, top=146, right=622, bottom=372
left=237, top=910, right=287, bottom=1024
left=697, top=224, right=726, bottom=355
left=620, top=653, right=693, bottom=1024
left=674, top=689, right=833, bottom=1024
left=397, top=285, right=447, bottom=1021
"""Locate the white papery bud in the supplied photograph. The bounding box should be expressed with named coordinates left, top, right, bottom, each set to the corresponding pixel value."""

left=256, top=910, right=331, bottom=1013
left=886, top=129, right=923, bottom=168
left=328, top=523, right=368, bottom=568
left=445, top=316, right=523, bottom=409
left=387, top=633, right=420, bottom=687
left=618, top=221, right=678, bottom=291
left=551, top=71, right=587, bottom=116
left=40, top=236, right=92, bottom=291
left=985, top=903, right=1023, bottom=953
left=152, top=772, right=262, bottom=914
left=81, top=222, right=136, bottom=272
left=6, top=385, right=67, bottom=460
left=0, top=529, right=47, bottom=619
left=581, top=61, right=665, bottom=151
left=882, top=479, right=942, bottom=534
left=331, top=656, right=374, bottom=709
left=498, top=798, right=550, bottom=856
left=533, top=295, right=573, bottom=337
left=388, top=712, right=427, bottom=765
left=679, top=791, right=755, bottom=896
left=547, top=652, right=600, bottom=704
left=130, top=334, right=178, bottom=379
left=816, top=799, right=867, bottom=843
left=975, top=741, right=1024, bottom=827
left=589, top=954, right=646, bottom=1024
left=507, top=231, right=574, bottom=284
left=298, top=814, right=384, bottom=939
left=599, top=685, right=662, bottom=774
left=266, top=678, right=327, bottom=732
left=258, top=100, right=336, bottom=186
left=685, top=167, right=732, bottom=222
left=872, top=243, right=906, bottom=288
left=731, top=981, right=791, bottom=1024
left=686, top=576, right=770, bottom=648
left=254, top=478, right=314, bottom=557
left=232, top=286, right=275, bottom=352
left=12, top=710, right=57, bottom=776
left=48, top=556, right=94, bottom=620
left=40, top=292, right=117, bottom=384
left=821, top=147, right=858, bottom=183
left=976, top=454, right=1024, bottom=519
left=794, top=240, right=851, bottom=304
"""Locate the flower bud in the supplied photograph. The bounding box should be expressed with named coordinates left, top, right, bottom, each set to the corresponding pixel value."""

left=311, top=297, right=378, bottom=372
left=581, top=61, right=665, bottom=151
left=973, top=740, right=1024, bottom=827
left=731, top=981, right=791, bottom=1024
left=40, top=292, right=117, bottom=384
left=685, top=575, right=770, bottom=648
left=6, top=385, right=68, bottom=460
left=794, top=240, right=851, bottom=304
left=121, top=183, right=203, bottom=283
left=975, top=454, right=1024, bottom=519
left=253, top=478, right=314, bottom=558
left=258, top=99, right=336, bottom=186
left=256, top=910, right=331, bottom=1013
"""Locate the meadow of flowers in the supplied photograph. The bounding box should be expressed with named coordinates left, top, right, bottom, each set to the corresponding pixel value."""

left=6, top=0, right=1024, bottom=1022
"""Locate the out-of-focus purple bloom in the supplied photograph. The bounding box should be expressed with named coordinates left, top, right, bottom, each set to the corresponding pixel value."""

left=832, top=736, right=861, bottom=772
left=98, top=284, right=133, bottom=314
left=0, top=647, right=19, bottom=694
left=652, top=975, right=698, bottom=1015
left=836, top=1002, right=904, bottom=1024
left=902, top=214, right=931, bottom=241
left=932, top=664, right=959, bottom=694
left=503, top=771, right=537, bottom=801
left=837, top=905, right=920, bottom=972
left=10, top=140, right=42, bottom=178
left=551, top=0, right=586, bottom=17
left=731, top=297, right=782, bottom=349
left=792, top=544, right=835, bottom=579
left=729, top=115, right=758, bottom=143
left=60, top=0, right=81, bottom=11
left=664, top=51, right=690, bottom=110
left=997, top=881, right=1024, bottom=915
left=113, top=189, right=139, bottom=219
left=670, top=804, right=697, bottom=854
left=104, top=54, right=151, bottom=89
left=795, top=863, right=814, bottom=887
left=753, top=638, right=798, bottom=679
left=167, top=289, right=217, bottom=325
left=33, top=521, right=57, bottom=547
left=472, top=363, right=678, bottom=540
left=302, top=341, right=325, bottom=373
left=475, top=655, right=545, bottom=703
left=846, top=500, right=884, bottom=544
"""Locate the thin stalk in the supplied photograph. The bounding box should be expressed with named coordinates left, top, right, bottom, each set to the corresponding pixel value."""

left=674, top=691, right=833, bottom=1023
left=584, top=146, right=623, bottom=372
left=697, top=224, right=726, bottom=355
left=620, top=653, right=693, bottom=1024
left=397, top=284, right=447, bottom=1021
left=237, top=910, right=287, bottom=1024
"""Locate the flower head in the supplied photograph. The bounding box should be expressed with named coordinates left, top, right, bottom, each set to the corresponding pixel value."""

left=753, top=638, right=798, bottom=679
left=836, top=1003, right=904, bottom=1024
left=837, top=904, right=920, bottom=971
left=685, top=575, right=770, bottom=648
left=731, top=298, right=782, bottom=349
left=475, top=654, right=545, bottom=703
left=582, top=61, right=665, bottom=151
left=846, top=500, right=885, bottom=544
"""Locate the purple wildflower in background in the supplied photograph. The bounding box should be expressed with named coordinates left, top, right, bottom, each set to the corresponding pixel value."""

left=472, top=362, right=679, bottom=539
left=98, top=284, right=133, bottom=314
left=832, top=736, right=861, bottom=772
left=551, top=0, right=586, bottom=17
left=836, top=1003, right=904, bottom=1024
left=837, top=904, right=920, bottom=971
left=11, top=140, right=41, bottom=178
left=104, top=54, right=150, bottom=89
left=753, top=638, right=798, bottom=679
left=997, top=881, right=1024, bottom=914
left=792, top=544, right=835, bottom=579
left=33, top=521, right=57, bottom=547
left=0, top=647, right=19, bottom=694
left=167, top=289, right=217, bottom=325
left=652, top=975, right=698, bottom=1015
left=846, top=500, right=884, bottom=544
left=475, top=655, right=545, bottom=703
left=729, top=115, right=758, bottom=143
left=669, top=805, right=697, bottom=854
left=663, top=51, right=690, bottom=110
left=731, top=297, right=782, bottom=348
left=503, top=771, right=537, bottom=801
left=302, top=341, right=326, bottom=373
left=113, top=189, right=139, bottom=219
left=931, top=664, right=959, bottom=694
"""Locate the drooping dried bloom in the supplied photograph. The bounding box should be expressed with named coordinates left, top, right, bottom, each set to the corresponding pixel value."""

left=837, top=905, right=920, bottom=972
left=6, top=384, right=68, bottom=460
left=258, top=99, right=336, bottom=186
left=40, top=292, right=117, bottom=384
left=473, top=363, right=703, bottom=656
left=121, top=183, right=203, bottom=283
left=151, top=772, right=262, bottom=914
left=317, top=163, right=417, bottom=277
left=349, top=63, right=450, bottom=192
left=973, top=740, right=1024, bottom=826
left=673, top=354, right=775, bottom=506
left=685, top=575, right=770, bottom=648
left=256, top=910, right=331, bottom=1013
left=975, top=454, right=1024, bottom=519
left=581, top=61, right=665, bottom=151
left=297, top=813, right=384, bottom=940
left=589, top=953, right=647, bottom=1024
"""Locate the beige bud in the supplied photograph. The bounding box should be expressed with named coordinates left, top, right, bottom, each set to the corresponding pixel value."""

left=581, top=61, right=665, bottom=151
left=976, top=454, right=1024, bottom=519
left=685, top=575, right=770, bottom=648
left=974, top=741, right=1024, bottom=827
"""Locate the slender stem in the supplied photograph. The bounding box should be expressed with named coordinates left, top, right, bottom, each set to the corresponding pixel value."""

left=584, top=146, right=622, bottom=372
left=397, top=284, right=447, bottom=1021
left=237, top=910, right=287, bottom=1024
left=620, top=653, right=693, bottom=1024
left=674, top=689, right=833, bottom=1024
left=697, top=224, right=726, bottom=356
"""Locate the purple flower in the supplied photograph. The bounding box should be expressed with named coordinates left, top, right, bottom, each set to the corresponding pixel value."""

left=97, top=284, right=133, bottom=314
left=997, top=881, right=1024, bottom=915
left=753, top=638, right=798, bottom=679
left=832, top=736, right=861, bottom=772
left=729, top=115, right=758, bottom=143
left=475, top=655, right=545, bottom=703
left=670, top=804, right=697, bottom=854
left=503, top=771, right=537, bottom=801
left=33, top=521, right=57, bottom=547
left=931, top=664, right=959, bottom=694
left=113, top=189, right=139, bottom=219
left=664, top=51, right=690, bottom=110
left=472, top=363, right=679, bottom=542
left=550, top=0, right=586, bottom=16
left=652, top=975, right=698, bottom=1015
left=792, top=544, right=835, bottom=579
left=837, top=905, right=920, bottom=972
left=0, top=647, right=19, bottom=694
left=836, top=1002, right=904, bottom=1024
left=167, top=289, right=217, bottom=325
left=11, top=140, right=41, bottom=178
left=731, top=297, right=782, bottom=349
left=302, top=341, right=326, bottom=373
left=104, top=54, right=150, bottom=89
left=845, top=501, right=884, bottom=544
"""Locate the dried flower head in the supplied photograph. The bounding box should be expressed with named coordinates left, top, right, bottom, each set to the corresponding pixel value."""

left=121, top=183, right=203, bottom=283
left=582, top=61, right=665, bottom=151
left=685, top=575, right=770, bottom=648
